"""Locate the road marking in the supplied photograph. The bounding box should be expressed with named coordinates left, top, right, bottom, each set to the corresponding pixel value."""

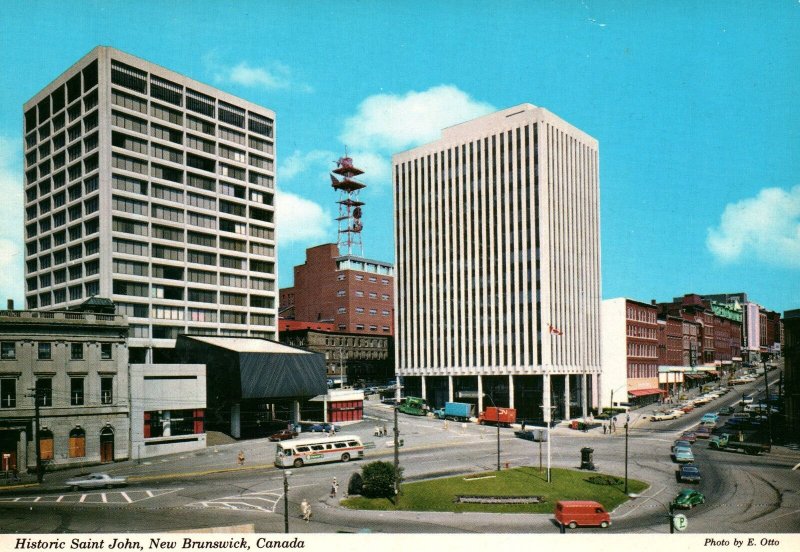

left=101, top=493, right=107, bottom=503
left=56, top=496, right=63, bottom=503
left=79, top=494, right=87, bottom=503
left=0, top=488, right=182, bottom=506
left=120, top=492, right=132, bottom=503
left=793, top=463, right=800, bottom=471
left=146, top=490, right=154, bottom=497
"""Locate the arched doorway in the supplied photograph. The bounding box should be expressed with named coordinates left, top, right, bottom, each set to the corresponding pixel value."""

left=68, top=428, right=86, bottom=458
left=99, top=427, right=114, bottom=463
left=38, top=429, right=54, bottom=462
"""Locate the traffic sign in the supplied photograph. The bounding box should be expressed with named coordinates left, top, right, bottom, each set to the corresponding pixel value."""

left=673, top=513, right=688, bottom=532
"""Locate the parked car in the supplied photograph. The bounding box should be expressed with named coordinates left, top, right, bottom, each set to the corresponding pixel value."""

left=718, top=406, right=735, bottom=416
left=694, top=426, right=712, bottom=439
left=672, top=489, right=705, bottom=509
left=678, top=464, right=702, bottom=484
left=701, top=413, right=719, bottom=425
left=673, top=446, right=694, bottom=463
left=65, top=473, right=128, bottom=491
left=680, top=431, right=697, bottom=443
left=679, top=404, right=695, bottom=413
left=268, top=429, right=298, bottom=441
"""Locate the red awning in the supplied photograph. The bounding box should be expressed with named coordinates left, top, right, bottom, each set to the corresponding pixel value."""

left=628, top=388, right=666, bottom=397
left=707, top=370, right=720, bottom=376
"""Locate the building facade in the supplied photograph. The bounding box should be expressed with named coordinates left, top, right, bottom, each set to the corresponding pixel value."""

left=279, top=326, right=394, bottom=386
left=0, top=307, right=129, bottom=473
left=129, top=362, right=206, bottom=460
left=22, top=46, right=278, bottom=363
left=602, top=298, right=663, bottom=408
left=783, top=309, right=800, bottom=442
left=392, top=104, right=601, bottom=420
left=279, top=244, right=394, bottom=336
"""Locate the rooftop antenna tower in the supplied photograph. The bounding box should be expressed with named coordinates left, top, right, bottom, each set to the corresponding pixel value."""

left=330, top=150, right=365, bottom=257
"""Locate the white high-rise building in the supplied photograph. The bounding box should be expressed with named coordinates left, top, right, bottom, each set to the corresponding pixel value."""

left=22, top=47, right=277, bottom=362
left=392, top=104, right=601, bottom=420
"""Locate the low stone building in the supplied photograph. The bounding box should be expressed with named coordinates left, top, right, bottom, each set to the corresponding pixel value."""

left=0, top=303, right=129, bottom=474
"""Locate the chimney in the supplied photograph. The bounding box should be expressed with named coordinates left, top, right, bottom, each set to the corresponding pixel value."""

left=6, top=299, right=13, bottom=311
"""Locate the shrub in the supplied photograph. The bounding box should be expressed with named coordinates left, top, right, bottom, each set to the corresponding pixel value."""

left=348, top=472, right=364, bottom=496
left=361, top=461, right=402, bottom=499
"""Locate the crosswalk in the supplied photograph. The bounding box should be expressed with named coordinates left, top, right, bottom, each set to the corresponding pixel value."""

left=0, top=488, right=181, bottom=505
left=187, top=489, right=283, bottom=512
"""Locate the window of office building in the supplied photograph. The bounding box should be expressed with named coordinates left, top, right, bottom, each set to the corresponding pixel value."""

left=70, top=343, right=83, bottom=360
left=0, top=378, right=16, bottom=408
left=101, top=343, right=113, bottom=360
left=101, top=377, right=113, bottom=404
left=38, top=342, right=52, bottom=360
left=70, top=377, right=84, bottom=406
left=1, top=342, right=15, bottom=360
left=36, top=377, right=52, bottom=406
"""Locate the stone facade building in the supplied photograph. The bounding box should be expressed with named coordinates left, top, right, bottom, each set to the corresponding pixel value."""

left=0, top=305, right=129, bottom=473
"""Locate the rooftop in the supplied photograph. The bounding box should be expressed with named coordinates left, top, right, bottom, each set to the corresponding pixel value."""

left=183, top=335, right=313, bottom=354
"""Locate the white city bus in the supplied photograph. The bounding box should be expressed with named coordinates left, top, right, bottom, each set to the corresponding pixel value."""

left=274, top=434, right=364, bottom=468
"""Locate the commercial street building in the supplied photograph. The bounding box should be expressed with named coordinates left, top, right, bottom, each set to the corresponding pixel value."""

left=783, top=310, right=800, bottom=441
left=0, top=304, right=129, bottom=473
left=279, top=243, right=394, bottom=338
left=393, top=104, right=601, bottom=421
left=601, top=298, right=663, bottom=409
left=22, top=46, right=278, bottom=363
left=279, top=322, right=394, bottom=386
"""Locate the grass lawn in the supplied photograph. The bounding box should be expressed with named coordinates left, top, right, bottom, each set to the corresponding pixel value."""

left=341, top=466, right=648, bottom=513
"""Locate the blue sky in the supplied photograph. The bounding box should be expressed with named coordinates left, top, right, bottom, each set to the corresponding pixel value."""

left=0, top=1, right=798, bottom=313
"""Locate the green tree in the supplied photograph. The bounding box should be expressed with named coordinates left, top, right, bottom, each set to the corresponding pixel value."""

left=361, top=461, right=402, bottom=499
left=347, top=472, right=364, bottom=496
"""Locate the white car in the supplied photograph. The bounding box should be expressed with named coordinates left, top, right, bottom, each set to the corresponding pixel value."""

left=651, top=411, right=677, bottom=421
left=65, top=472, right=128, bottom=491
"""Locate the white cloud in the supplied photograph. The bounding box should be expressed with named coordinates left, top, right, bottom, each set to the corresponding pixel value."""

left=204, top=52, right=312, bottom=93
left=279, top=149, right=337, bottom=182
left=340, top=85, right=495, bottom=152
left=275, top=191, right=333, bottom=245
left=0, top=136, right=24, bottom=303
left=707, top=185, right=800, bottom=267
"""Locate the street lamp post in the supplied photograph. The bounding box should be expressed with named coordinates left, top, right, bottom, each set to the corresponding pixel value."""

left=624, top=413, right=630, bottom=495
left=393, top=405, right=400, bottom=495
left=629, top=494, right=678, bottom=533
left=482, top=393, right=501, bottom=472
left=282, top=469, right=292, bottom=533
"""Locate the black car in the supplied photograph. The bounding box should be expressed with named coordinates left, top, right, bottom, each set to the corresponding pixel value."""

left=678, top=464, right=701, bottom=483
left=718, top=406, right=735, bottom=416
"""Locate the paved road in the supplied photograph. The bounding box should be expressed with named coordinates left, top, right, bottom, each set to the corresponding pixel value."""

left=1, top=388, right=798, bottom=534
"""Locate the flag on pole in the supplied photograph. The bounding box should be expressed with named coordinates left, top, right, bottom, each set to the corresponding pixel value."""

left=548, top=323, right=564, bottom=336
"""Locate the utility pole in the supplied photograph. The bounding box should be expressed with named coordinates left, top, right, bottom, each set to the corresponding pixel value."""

left=624, top=413, right=630, bottom=495
left=763, top=361, right=772, bottom=446
left=282, top=469, right=290, bottom=533
left=26, top=388, right=43, bottom=483
left=393, top=405, right=400, bottom=495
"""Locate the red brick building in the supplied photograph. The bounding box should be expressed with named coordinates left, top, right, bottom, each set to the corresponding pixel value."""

left=279, top=244, right=394, bottom=336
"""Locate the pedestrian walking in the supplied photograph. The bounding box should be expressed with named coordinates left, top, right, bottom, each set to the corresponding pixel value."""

left=330, top=477, right=339, bottom=498
left=237, top=450, right=245, bottom=466
left=301, top=499, right=311, bottom=522
left=521, top=420, right=526, bottom=432
left=603, top=423, right=607, bottom=435
left=383, top=423, right=388, bottom=437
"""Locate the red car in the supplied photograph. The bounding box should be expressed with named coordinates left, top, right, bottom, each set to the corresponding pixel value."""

left=680, top=404, right=695, bottom=413
left=680, top=432, right=697, bottom=443
left=694, top=426, right=712, bottom=439
left=268, top=429, right=298, bottom=441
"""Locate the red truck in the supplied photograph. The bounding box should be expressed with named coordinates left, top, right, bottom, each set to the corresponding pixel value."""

left=478, top=406, right=517, bottom=427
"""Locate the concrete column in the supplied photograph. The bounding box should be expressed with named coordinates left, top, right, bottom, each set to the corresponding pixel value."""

left=508, top=375, right=515, bottom=408
left=477, top=376, right=484, bottom=412
left=542, top=374, right=551, bottom=423
left=18, top=429, right=27, bottom=472
left=421, top=376, right=427, bottom=402
left=293, top=400, right=301, bottom=424
left=448, top=375, right=454, bottom=403
left=582, top=373, right=588, bottom=418
left=564, top=375, right=571, bottom=419
left=230, top=404, right=241, bottom=439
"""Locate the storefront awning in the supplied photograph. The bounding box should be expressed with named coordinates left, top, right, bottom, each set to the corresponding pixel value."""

left=684, top=373, right=705, bottom=380
left=707, top=370, right=720, bottom=376
left=628, top=388, right=666, bottom=397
